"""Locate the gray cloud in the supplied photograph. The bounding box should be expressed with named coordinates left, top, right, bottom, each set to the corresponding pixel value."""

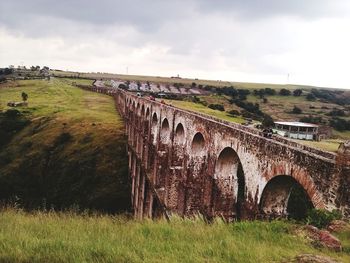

left=1, top=0, right=348, bottom=34
left=195, top=0, right=350, bottom=20
left=0, top=0, right=349, bottom=88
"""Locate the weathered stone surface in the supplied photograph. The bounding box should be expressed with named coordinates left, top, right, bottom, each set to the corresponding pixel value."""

left=318, top=230, right=342, bottom=252
left=290, top=254, right=339, bottom=263
left=82, top=84, right=350, bottom=220
left=304, top=225, right=342, bottom=252
left=327, top=220, right=348, bottom=233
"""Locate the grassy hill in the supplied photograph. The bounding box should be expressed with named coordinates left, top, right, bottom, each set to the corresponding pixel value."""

left=0, top=78, right=130, bottom=212
left=51, top=70, right=350, bottom=146
left=0, top=208, right=349, bottom=263
left=51, top=69, right=331, bottom=90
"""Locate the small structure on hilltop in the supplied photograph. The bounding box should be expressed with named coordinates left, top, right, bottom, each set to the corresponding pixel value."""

left=273, top=121, right=318, bottom=141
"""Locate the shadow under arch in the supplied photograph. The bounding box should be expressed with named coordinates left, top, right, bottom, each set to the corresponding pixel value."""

left=151, top=113, right=158, bottom=143
left=141, top=104, right=145, bottom=116
left=160, top=118, right=170, bottom=143
left=136, top=102, right=140, bottom=115
left=213, top=147, right=245, bottom=220
left=259, top=175, right=314, bottom=220
left=174, top=123, right=185, bottom=145
left=191, top=132, right=205, bottom=155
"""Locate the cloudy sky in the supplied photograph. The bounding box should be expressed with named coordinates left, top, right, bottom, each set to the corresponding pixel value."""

left=1, top=0, right=350, bottom=88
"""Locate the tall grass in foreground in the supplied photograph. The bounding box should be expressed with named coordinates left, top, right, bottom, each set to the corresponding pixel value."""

left=0, top=209, right=349, bottom=263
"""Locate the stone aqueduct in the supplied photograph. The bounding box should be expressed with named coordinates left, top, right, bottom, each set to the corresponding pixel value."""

left=83, top=83, right=350, bottom=220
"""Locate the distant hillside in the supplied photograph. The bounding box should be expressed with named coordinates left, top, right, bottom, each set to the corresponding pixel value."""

left=49, top=69, right=350, bottom=152
left=0, top=78, right=130, bottom=212
left=50, top=69, right=335, bottom=91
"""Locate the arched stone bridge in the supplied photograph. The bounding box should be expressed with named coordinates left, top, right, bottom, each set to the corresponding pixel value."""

left=83, top=83, right=350, bottom=220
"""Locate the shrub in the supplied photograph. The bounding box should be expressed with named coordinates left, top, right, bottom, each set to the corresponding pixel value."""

left=227, top=110, right=240, bottom=116
left=299, top=116, right=324, bottom=124
left=329, top=117, right=350, bottom=131
left=279, top=89, right=291, bottom=96
left=53, top=132, right=72, bottom=148
left=292, top=106, right=302, bottom=114
left=232, top=100, right=263, bottom=116
left=306, top=93, right=316, bottom=101
left=218, top=86, right=237, bottom=97
left=208, top=104, right=225, bottom=111
left=262, top=114, right=274, bottom=127
left=191, top=96, right=201, bottom=104
left=293, top=89, right=303, bottom=96
left=327, top=109, right=346, bottom=117
left=306, top=209, right=342, bottom=229
left=264, top=88, right=276, bottom=95
left=21, top=92, right=28, bottom=102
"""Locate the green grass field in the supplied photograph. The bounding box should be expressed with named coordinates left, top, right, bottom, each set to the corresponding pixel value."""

left=0, top=208, right=349, bottom=263
left=295, top=139, right=344, bottom=153
left=165, top=99, right=246, bottom=124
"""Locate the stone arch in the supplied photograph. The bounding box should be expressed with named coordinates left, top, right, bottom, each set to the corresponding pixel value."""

left=136, top=102, right=140, bottom=115
left=260, top=175, right=314, bottom=219
left=213, top=147, right=245, bottom=220
left=141, top=104, right=145, bottom=116
left=174, top=123, right=185, bottom=145
left=160, top=118, right=170, bottom=143
left=146, top=108, right=150, bottom=118
left=151, top=113, right=158, bottom=138
left=191, top=132, right=205, bottom=155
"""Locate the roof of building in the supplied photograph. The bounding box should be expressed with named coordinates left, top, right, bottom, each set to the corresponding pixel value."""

left=274, top=121, right=319, bottom=128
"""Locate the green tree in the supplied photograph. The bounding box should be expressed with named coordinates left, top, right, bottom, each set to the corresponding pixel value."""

left=21, top=92, right=28, bottom=102
left=279, top=89, right=291, bottom=96
left=306, top=93, right=316, bottom=101
left=262, top=114, right=274, bottom=127
left=293, top=89, right=303, bottom=96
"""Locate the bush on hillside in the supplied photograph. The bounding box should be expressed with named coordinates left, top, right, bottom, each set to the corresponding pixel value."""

left=329, top=117, right=350, bottom=131
left=327, top=109, right=346, bottom=117
left=310, top=88, right=350, bottom=105
left=208, top=104, right=225, bottom=111
left=293, top=89, right=303, bottom=96
left=306, top=209, right=342, bottom=229
left=299, top=116, right=325, bottom=125
left=292, top=106, right=302, bottom=114
left=232, top=100, right=263, bottom=117
left=306, top=93, right=316, bottom=101
left=279, top=89, right=291, bottom=96
left=262, top=114, right=274, bottom=127
left=227, top=110, right=240, bottom=116
left=253, top=88, right=276, bottom=98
